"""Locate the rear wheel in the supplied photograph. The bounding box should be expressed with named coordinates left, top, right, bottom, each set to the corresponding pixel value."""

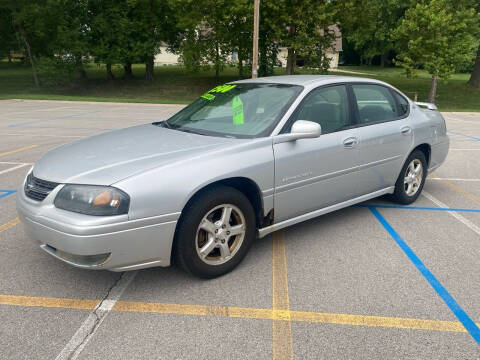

left=174, top=186, right=255, bottom=278
left=390, top=150, right=427, bottom=204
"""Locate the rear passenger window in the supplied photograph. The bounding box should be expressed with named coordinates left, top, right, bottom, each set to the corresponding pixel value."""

left=352, top=84, right=398, bottom=124
left=290, top=85, right=350, bottom=134
left=393, top=91, right=409, bottom=116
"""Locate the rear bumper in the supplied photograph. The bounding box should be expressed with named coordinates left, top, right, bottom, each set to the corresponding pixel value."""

left=16, top=182, right=179, bottom=271
left=428, top=138, right=449, bottom=172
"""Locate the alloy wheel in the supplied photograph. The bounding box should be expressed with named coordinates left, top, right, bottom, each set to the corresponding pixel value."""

left=195, top=204, right=246, bottom=266
left=404, top=159, right=423, bottom=196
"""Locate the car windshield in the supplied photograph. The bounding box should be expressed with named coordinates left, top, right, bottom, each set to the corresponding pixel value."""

left=158, top=83, right=303, bottom=138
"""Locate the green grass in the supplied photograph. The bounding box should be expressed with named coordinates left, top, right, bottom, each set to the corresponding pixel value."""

left=0, top=62, right=244, bottom=104
left=0, top=61, right=479, bottom=111
left=330, top=66, right=479, bottom=112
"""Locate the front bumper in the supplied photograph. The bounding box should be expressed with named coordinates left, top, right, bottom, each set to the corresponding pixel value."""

left=16, top=181, right=180, bottom=271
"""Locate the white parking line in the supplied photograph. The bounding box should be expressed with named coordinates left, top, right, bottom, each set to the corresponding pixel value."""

left=429, top=178, right=480, bottom=182
left=445, top=117, right=480, bottom=125
left=0, top=164, right=29, bottom=175
left=55, top=271, right=137, bottom=360
left=422, top=191, right=480, bottom=237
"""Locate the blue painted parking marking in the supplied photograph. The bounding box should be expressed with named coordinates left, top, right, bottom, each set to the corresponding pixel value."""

left=356, top=203, right=480, bottom=213
left=369, top=206, right=480, bottom=345
left=0, top=190, right=17, bottom=199
left=448, top=130, right=480, bottom=142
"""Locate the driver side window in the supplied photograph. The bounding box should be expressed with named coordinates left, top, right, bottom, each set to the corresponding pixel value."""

left=290, top=85, right=350, bottom=134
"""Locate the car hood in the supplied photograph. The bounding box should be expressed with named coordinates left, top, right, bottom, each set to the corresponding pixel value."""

left=33, top=124, right=238, bottom=185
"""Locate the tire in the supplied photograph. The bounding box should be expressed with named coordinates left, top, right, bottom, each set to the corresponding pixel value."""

left=390, top=150, right=427, bottom=205
left=173, top=185, right=256, bottom=279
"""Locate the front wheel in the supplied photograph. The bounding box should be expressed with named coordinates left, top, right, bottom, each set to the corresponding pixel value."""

left=173, top=185, right=256, bottom=278
left=390, top=150, right=427, bottom=205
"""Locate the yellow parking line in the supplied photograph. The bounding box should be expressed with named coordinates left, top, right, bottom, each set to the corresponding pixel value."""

left=438, top=179, right=480, bottom=206
left=0, top=293, right=474, bottom=333
left=0, top=218, right=19, bottom=233
left=113, top=301, right=273, bottom=319
left=0, top=294, right=98, bottom=310
left=272, top=231, right=294, bottom=360
left=113, top=301, right=469, bottom=333
left=289, top=310, right=467, bottom=333
left=113, top=302, right=465, bottom=333
left=0, top=144, right=38, bottom=158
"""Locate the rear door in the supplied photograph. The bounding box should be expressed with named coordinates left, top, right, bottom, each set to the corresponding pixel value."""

left=273, top=84, right=360, bottom=223
left=351, top=84, right=414, bottom=195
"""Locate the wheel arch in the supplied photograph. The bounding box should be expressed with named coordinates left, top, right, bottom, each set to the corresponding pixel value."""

left=393, top=143, right=432, bottom=189
left=412, top=143, right=431, bottom=167
left=180, top=177, right=267, bottom=230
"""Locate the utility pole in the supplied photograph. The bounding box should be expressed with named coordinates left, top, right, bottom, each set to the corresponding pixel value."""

left=252, top=0, right=260, bottom=78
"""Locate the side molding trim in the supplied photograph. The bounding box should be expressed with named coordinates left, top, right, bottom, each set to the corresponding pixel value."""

left=257, top=187, right=395, bottom=238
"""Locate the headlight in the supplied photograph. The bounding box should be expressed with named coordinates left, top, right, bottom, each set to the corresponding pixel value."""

left=54, top=185, right=130, bottom=216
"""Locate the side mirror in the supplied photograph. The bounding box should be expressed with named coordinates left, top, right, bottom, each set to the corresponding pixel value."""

left=273, top=120, right=322, bottom=144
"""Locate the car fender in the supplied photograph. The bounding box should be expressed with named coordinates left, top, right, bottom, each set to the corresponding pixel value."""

left=114, top=137, right=275, bottom=221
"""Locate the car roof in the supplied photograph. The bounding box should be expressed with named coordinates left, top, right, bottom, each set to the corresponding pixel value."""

left=231, top=75, right=388, bottom=87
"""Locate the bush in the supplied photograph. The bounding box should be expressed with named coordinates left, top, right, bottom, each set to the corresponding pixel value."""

left=37, top=55, right=77, bottom=86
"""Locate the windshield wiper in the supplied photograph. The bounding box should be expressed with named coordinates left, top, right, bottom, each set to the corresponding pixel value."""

left=176, top=128, right=207, bottom=136
left=153, top=121, right=171, bottom=129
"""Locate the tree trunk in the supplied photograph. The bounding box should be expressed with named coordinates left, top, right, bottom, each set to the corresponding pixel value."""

left=7, top=53, right=12, bottom=63
left=380, top=53, right=386, bottom=67
left=286, top=47, right=295, bottom=75
left=106, top=63, right=114, bottom=80
left=468, top=43, right=480, bottom=88
left=145, top=56, right=154, bottom=81
left=19, top=23, right=39, bottom=87
left=215, top=41, right=220, bottom=81
left=427, top=75, right=439, bottom=103
left=77, top=61, right=87, bottom=80
left=238, top=52, right=244, bottom=78
left=367, top=57, right=372, bottom=66
left=123, top=62, right=133, bottom=79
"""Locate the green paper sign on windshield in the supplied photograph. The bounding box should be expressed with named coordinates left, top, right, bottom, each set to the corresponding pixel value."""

left=232, top=96, right=244, bottom=125
left=201, top=84, right=236, bottom=101
left=201, top=93, right=215, bottom=100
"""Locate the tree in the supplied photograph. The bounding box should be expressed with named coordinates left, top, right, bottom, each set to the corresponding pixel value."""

left=88, top=0, right=122, bottom=79
left=3, top=0, right=89, bottom=85
left=467, top=1, right=480, bottom=88
left=127, top=0, right=180, bottom=80
left=55, top=0, right=90, bottom=79
left=257, top=0, right=280, bottom=76
left=4, top=0, right=60, bottom=87
left=0, top=8, right=18, bottom=62
left=224, top=0, right=252, bottom=77
left=268, top=0, right=339, bottom=75
left=338, top=0, right=412, bottom=66
left=88, top=0, right=139, bottom=79
left=469, top=43, right=480, bottom=88
left=394, top=0, right=480, bottom=103
left=176, top=0, right=232, bottom=80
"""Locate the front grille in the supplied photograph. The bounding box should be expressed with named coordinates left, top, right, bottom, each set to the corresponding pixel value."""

left=25, top=173, right=59, bottom=201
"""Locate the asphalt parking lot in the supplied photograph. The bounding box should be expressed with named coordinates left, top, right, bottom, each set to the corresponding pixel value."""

left=1, top=99, right=479, bottom=359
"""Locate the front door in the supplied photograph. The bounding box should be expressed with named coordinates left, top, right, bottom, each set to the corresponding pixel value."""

left=273, top=84, right=360, bottom=223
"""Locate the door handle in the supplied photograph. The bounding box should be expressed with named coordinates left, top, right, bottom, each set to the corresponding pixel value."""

left=401, top=126, right=412, bottom=135
left=343, top=137, right=358, bottom=148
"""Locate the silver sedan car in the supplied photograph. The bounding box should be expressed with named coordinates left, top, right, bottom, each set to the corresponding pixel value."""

left=17, top=76, right=449, bottom=278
